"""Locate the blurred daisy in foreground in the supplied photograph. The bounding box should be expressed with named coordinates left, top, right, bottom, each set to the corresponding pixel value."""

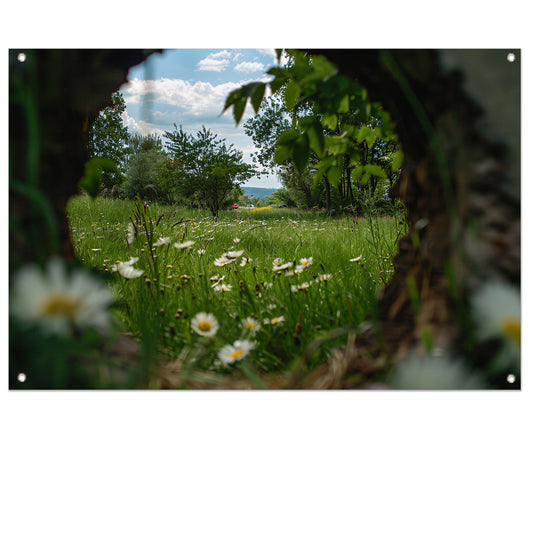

left=471, top=281, right=520, bottom=346
left=390, top=353, right=484, bottom=390
left=10, top=257, right=114, bottom=336
left=471, top=280, right=520, bottom=373
left=213, top=283, right=233, bottom=292
left=191, top=312, right=219, bottom=337
left=218, top=339, right=255, bottom=365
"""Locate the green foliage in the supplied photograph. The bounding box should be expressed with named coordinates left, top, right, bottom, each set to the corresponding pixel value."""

left=164, top=125, right=255, bottom=218
left=227, top=49, right=404, bottom=213
left=80, top=157, right=120, bottom=198
left=87, top=92, right=129, bottom=193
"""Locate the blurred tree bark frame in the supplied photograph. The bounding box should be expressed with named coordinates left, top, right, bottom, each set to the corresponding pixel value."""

left=9, top=49, right=520, bottom=388
left=9, top=49, right=160, bottom=270
left=302, top=49, right=520, bottom=388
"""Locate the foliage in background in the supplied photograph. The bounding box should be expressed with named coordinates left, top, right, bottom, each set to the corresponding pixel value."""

left=163, top=125, right=254, bottom=218
left=87, top=92, right=129, bottom=192
left=228, top=49, right=403, bottom=214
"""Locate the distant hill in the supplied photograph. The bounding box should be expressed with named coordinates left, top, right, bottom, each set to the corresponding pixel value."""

left=242, top=187, right=279, bottom=201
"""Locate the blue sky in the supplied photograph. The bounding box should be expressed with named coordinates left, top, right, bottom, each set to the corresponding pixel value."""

left=119, top=49, right=284, bottom=188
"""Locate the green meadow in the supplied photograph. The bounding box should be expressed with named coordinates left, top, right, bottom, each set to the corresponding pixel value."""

left=67, top=195, right=407, bottom=386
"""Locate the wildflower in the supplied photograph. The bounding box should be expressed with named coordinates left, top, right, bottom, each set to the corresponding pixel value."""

left=213, top=283, right=233, bottom=292
left=291, top=282, right=310, bottom=292
left=217, top=339, right=256, bottom=365
left=233, top=238, right=240, bottom=245
left=175, top=240, right=195, bottom=249
left=226, top=250, right=244, bottom=259
left=197, top=249, right=206, bottom=255
left=117, top=262, right=144, bottom=279
left=111, top=257, right=139, bottom=272
left=240, top=257, right=248, bottom=267
left=214, top=255, right=235, bottom=267
left=318, top=274, right=332, bottom=282
left=264, top=316, right=285, bottom=326
left=390, top=353, right=484, bottom=390
left=243, top=317, right=261, bottom=333
left=126, top=222, right=135, bottom=245
left=10, top=256, right=114, bottom=336
left=272, top=258, right=283, bottom=267
left=471, top=281, right=520, bottom=346
left=272, top=261, right=293, bottom=272
left=191, top=312, right=219, bottom=337
left=294, top=257, right=313, bottom=274
left=154, top=237, right=171, bottom=246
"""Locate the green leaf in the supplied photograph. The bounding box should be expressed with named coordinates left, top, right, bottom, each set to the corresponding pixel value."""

left=360, top=173, right=370, bottom=186
left=277, top=129, right=301, bottom=146
left=391, top=149, right=404, bottom=172
left=357, top=125, right=371, bottom=144
left=251, top=83, right=266, bottom=113
left=321, top=114, right=337, bottom=130
left=337, top=93, right=350, bottom=113
left=292, top=135, right=310, bottom=172
left=351, top=166, right=364, bottom=180
left=326, top=164, right=342, bottom=186
left=363, top=164, right=387, bottom=180
left=233, top=98, right=246, bottom=125
left=222, top=88, right=242, bottom=114
left=306, top=121, right=325, bottom=157
left=274, top=144, right=293, bottom=165
left=284, top=80, right=301, bottom=111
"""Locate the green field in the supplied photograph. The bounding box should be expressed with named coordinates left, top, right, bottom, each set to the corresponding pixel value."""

left=67, top=195, right=406, bottom=387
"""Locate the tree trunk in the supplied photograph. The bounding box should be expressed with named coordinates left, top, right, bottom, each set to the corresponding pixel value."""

left=301, top=49, right=520, bottom=388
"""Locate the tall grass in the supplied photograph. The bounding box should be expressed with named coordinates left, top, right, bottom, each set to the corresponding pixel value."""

left=67, top=195, right=406, bottom=386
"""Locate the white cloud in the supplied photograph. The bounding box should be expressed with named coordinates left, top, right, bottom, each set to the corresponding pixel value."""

left=197, top=50, right=232, bottom=72
left=122, top=77, right=252, bottom=124
left=122, top=110, right=165, bottom=137
left=234, top=61, right=265, bottom=74
left=232, top=52, right=243, bottom=62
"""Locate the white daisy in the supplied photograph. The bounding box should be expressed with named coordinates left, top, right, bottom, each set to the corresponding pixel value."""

left=226, top=250, right=244, bottom=259
left=471, top=281, right=520, bottom=345
left=243, top=317, right=261, bottom=333
left=154, top=237, right=171, bottom=246
left=264, top=316, right=285, bottom=326
left=174, top=240, right=195, bottom=249
left=190, top=312, right=219, bottom=337
left=272, top=258, right=283, bottom=268
left=273, top=261, right=293, bottom=272
left=217, top=339, right=255, bottom=365
left=213, top=283, right=233, bottom=292
left=10, top=257, right=114, bottom=336
left=233, top=238, right=240, bottom=245
left=126, top=222, right=135, bottom=245
left=117, top=262, right=144, bottom=279
left=111, top=257, right=139, bottom=272
left=214, top=255, right=235, bottom=267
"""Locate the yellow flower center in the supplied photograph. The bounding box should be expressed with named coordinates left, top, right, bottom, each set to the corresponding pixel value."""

left=500, top=317, right=520, bottom=345
left=246, top=323, right=255, bottom=329
left=40, top=292, right=80, bottom=319
left=198, top=321, right=212, bottom=332
left=231, top=349, right=244, bottom=359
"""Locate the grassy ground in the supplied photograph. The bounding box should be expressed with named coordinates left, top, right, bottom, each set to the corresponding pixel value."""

left=67, top=195, right=407, bottom=386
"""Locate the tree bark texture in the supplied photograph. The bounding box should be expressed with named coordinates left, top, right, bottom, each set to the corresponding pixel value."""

left=9, top=49, right=160, bottom=271
left=301, top=49, right=520, bottom=388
